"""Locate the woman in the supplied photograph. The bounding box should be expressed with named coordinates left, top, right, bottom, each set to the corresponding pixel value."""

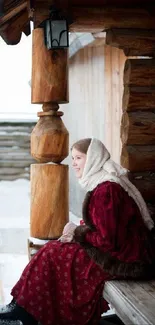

left=0, top=138, right=155, bottom=325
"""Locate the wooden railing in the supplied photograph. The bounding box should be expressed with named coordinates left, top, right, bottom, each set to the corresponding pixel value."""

left=0, top=120, right=36, bottom=181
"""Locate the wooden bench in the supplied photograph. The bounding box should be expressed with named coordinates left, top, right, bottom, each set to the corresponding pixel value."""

left=27, top=239, right=155, bottom=324
left=103, top=280, right=155, bottom=325
left=27, top=238, right=49, bottom=260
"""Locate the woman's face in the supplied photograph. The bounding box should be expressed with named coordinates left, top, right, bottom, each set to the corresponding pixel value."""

left=71, top=147, right=87, bottom=179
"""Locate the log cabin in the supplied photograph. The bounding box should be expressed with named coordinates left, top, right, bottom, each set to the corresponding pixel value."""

left=1, top=0, right=155, bottom=324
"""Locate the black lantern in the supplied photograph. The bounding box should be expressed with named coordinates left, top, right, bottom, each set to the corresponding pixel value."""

left=42, top=7, right=69, bottom=50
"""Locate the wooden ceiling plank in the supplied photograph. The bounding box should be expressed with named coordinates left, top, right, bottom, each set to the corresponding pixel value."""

left=0, top=2, right=27, bottom=26
left=0, top=9, right=29, bottom=44
left=3, top=0, right=25, bottom=13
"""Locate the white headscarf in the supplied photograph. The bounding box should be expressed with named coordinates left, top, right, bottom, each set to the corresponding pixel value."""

left=79, top=138, right=154, bottom=230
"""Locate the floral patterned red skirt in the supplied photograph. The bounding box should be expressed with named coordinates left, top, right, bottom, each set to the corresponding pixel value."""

left=11, top=240, right=110, bottom=325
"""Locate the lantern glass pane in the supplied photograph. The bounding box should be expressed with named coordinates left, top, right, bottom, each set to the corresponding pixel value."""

left=45, top=20, right=52, bottom=49
left=50, top=20, right=68, bottom=47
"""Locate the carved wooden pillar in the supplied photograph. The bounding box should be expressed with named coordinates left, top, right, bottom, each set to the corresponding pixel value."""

left=106, top=30, right=155, bottom=221
left=30, top=164, right=68, bottom=239
left=31, top=28, right=68, bottom=104
left=30, top=27, right=69, bottom=240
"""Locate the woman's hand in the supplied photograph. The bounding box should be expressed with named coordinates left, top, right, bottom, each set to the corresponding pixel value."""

left=58, top=222, right=77, bottom=243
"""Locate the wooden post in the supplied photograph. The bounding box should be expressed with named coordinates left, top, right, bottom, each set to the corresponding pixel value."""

left=31, top=106, right=69, bottom=163
left=30, top=164, right=69, bottom=239
left=30, top=24, right=69, bottom=241
left=31, top=28, right=69, bottom=104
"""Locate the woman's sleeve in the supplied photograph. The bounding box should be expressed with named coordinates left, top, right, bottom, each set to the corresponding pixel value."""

left=74, top=183, right=119, bottom=249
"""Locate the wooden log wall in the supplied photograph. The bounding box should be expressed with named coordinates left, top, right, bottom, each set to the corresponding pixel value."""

left=120, top=58, right=155, bottom=219
left=106, top=29, right=155, bottom=57
left=0, top=121, right=35, bottom=181
left=106, top=30, right=155, bottom=221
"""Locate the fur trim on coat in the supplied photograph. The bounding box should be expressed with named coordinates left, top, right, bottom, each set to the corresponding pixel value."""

left=73, top=192, right=155, bottom=279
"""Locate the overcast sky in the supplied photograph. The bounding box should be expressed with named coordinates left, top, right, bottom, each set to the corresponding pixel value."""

left=0, top=34, right=41, bottom=119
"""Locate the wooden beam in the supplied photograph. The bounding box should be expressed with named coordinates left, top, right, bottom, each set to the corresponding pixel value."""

left=32, top=0, right=69, bottom=28
left=123, top=86, right=155, bottom=111
left=30, top=6, right=155, bottom=31
left=0, top=9, right=29, bottom=44
left=124, top=59, right=155, bottom=87
left=22, top=21, right=31, bottom=36
left=121, top=112, right=155, bottom=145
left=1, top=5, right=155, bottom=42
left=0, top=2, right=27, bottom=26
left=1, top=4, right=155, bottom=39
left=121, top=145, right=155, bottom=172
left=123, top=48, right=153, bottom=57
left=70, top=7, right=155, bottom=32
left=3, top=0, right=26, bottom=13
left=106, top=29, right=155, bottom=57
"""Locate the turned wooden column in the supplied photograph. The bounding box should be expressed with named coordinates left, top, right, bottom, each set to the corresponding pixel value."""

left=30, top=27, right=69, bottom=240
left=31, top=105, right=69, bottom=163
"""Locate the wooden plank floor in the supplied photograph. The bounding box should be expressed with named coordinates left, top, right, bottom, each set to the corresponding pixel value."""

left=103, top=280, right=155, bottom=325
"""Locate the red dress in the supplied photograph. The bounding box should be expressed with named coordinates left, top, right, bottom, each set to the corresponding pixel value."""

left=11, top=181, right=154, bottom=325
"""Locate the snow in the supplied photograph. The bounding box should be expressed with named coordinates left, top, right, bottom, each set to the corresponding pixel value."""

left=0, top=179, right=80, bottom=304
left=0, top=179, right=31, bottom=220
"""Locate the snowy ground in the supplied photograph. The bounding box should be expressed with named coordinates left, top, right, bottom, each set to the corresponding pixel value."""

left=0, top=179, right=80, bottom=304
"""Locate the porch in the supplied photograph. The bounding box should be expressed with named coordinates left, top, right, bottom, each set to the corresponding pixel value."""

left=104, top=280, right=155, bottom=325
left=1, top=1, right=155, bottom=325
